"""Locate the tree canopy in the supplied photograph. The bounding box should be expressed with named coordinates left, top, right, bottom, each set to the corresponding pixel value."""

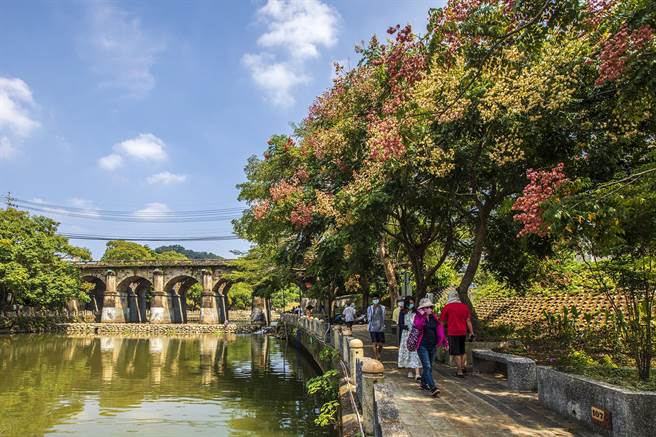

left=234, top=0, right=656, bottom=324
left=0, top=208, right=92, bottom=307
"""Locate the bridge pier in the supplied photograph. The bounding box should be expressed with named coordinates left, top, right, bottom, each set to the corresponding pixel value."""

left=101, top=271, right=126, bottom=323
left=150, top=270, right=171, bottom=324
left=199, top=269, right=219, bottom=324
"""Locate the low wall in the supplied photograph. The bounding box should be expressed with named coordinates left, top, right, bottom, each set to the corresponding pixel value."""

left=0, top=309, right=259, bottom=334
left=537, top=366, right=656, bottom=437
left=435, top=340, right=512, bottom=368
left=56, top=323, right=255, bottom=335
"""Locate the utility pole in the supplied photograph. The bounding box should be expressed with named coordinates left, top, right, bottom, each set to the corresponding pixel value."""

left=5, top=191, right=16, bottom=209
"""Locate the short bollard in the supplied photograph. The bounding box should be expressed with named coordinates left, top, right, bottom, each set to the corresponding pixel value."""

left=349, top=338, right=364, bottom=383
left=360, top=357, right=385, bottom=436
left=332, top=326, right=341, bottom=349
left=342, top=333, right=351, bottom=364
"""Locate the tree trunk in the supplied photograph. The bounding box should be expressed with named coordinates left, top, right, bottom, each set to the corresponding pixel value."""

left=409, top=250, right=427, bottom=301
left=378, top=235, right=399, bottom=305
left=457, top=198, right=495, bottom=331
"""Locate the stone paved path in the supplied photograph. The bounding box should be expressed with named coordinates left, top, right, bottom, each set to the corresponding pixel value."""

left=350, top=325, right=599, bottom=437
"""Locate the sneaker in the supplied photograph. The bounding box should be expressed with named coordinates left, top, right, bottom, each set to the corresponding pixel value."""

left=420, top=383, right=430, bottom=391
left=407, top=371, right=414, bottom=378
left=430, top=387, right=441, bottom=397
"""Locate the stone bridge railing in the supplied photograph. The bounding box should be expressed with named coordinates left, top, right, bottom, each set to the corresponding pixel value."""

left=279, top=314, right=407, bottom=437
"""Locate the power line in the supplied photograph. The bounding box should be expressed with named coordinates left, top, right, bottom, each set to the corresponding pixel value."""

left=4, top=195, right=246, bottom=222
left=11, top=197, right=244, bottom=216
left=16, top=205, right=241, bottom=222
left=61, top=233, right=241, bottom=242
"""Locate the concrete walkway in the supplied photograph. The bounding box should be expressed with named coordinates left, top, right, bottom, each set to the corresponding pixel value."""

left=350, top=325, right=599, bottom=437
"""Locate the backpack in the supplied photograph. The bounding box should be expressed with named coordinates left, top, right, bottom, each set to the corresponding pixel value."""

left=406, top=325, right=421, bottom=352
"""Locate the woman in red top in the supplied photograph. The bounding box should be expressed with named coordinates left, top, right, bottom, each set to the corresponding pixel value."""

left=439, top=290, right=474, bottom=377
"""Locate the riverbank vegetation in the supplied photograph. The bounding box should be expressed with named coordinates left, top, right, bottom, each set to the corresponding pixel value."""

left=0, top=208, right=91, bottom=308
left=234, top=0, right=655, bottom=382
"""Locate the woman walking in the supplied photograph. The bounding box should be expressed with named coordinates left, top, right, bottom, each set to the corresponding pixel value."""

left=413, top=297, right=448, bottom=397
left=397, top=297, right=421, bottom=379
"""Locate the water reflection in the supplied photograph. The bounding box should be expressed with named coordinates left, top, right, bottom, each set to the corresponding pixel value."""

left=0, top=334, right=334, bottom=436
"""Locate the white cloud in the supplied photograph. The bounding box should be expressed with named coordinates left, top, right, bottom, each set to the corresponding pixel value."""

left=98, top=153, right=123, bottom=170
left=243, top=0, right=339, bottom=107
left=114, top=133, right=167, bottom=161
left=242, top=54, right=310, bottom=106
left=0, top=77, right=39, bottom=160
left=83, top=1, right=165, bottom=98
left=147, top=171, right=187, bottom=185
left=256, top=0, right=339, bottom=59
left=0, top=137, right=16, bottom=159
left=98, top=133, right=167, bottom=171
left=68, top=197, right=100, bottom=218
left=134, top=202, right=171, bottom=219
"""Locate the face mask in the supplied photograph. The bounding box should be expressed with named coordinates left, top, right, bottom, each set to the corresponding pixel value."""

left=408, top=304, right=414, bottom=309
left=350, top=304, right=355, bottom=308
left=373, top=299, right=380, bottom=305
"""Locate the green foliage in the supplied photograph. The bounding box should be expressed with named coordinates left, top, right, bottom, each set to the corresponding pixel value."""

left=228, top=282, right=252, bottom=310
left=557, top=350, right=656, bottom=391
left=154, top=245, right=223, bottom=260
left=318, top=347, right=340, bottom=366
left=186, top=283, right=202, bottom=310
left=306, top=369, right=340, bottom=427
left=101, top=241, right=158, bottom=261
left=270, top=286, right=299, bottom=310
left=314, top=400, right=340, bottom=427
left=156, top=250, right=188, bottom=261
left=0, top=208, right=92, bottom=307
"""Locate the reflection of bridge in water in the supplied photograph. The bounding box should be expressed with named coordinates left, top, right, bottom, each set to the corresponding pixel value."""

left=76, top=260, right=234, bottom=324
left=0, top=335, right=327, bottom=436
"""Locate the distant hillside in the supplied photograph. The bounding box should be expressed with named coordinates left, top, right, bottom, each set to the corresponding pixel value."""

left=154, top=245, right=224, bottom=260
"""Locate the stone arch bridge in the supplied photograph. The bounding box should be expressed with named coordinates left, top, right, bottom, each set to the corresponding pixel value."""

left=76, top=260, right=233, bottom=324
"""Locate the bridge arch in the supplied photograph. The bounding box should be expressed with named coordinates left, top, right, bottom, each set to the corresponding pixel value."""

left=81, top=275, right=106, bottom=320
left=164, top=275, right=198, bottom=323
left=117, top=276, right=153, bottom=323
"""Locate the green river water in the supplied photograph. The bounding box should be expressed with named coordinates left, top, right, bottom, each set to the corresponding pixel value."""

left=0, top=334, right=336, bottom=436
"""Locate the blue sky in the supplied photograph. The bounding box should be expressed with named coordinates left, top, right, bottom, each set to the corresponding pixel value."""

left=0, top=0, right=439, bottom=259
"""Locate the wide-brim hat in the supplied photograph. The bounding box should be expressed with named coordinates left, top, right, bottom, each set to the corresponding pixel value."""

left=418, top=298, right=434, bottom=309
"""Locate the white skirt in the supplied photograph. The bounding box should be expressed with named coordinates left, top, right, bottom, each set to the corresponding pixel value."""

left=397, top=328, right=421, bottom=369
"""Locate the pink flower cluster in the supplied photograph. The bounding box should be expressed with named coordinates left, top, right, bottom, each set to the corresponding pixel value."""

left=252, top=200, right=270, bottom=220
left=512, top=163, right=568, bottom=237
left=368, top=115, right=405, bottom=162
left=596, top=24, right=654, bottom=86
left=293, top=168, right=310, bottom=183
left=290, top=203, right=314, bottom=229
left=269, top=180, right=301, bottom=202
left=382, top=24, right=427, bottom=112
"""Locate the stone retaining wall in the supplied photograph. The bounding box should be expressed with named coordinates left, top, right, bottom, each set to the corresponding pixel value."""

left=55, top=323, right=256, bottom=336
left=474, top=293, right=614, bottom=328
left=537, top=366, right=656, bottom=437
left=280, top=314, right=400, bottom=437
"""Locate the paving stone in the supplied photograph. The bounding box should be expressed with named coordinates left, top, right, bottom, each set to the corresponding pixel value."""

left=350, top=325, right=598, bottom=436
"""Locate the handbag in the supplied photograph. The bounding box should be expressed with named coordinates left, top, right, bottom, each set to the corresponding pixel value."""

left=406, top=325, right=421, bottom=352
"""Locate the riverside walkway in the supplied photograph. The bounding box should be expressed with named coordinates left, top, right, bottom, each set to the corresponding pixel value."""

left=350, top=325, right=598, bottom=437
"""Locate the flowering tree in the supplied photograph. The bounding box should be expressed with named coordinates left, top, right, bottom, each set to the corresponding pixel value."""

left=235, top=0, right=655, bottom=330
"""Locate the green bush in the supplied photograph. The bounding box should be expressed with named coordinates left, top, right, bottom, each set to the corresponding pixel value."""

left=228, top=283, right=252, bottom=310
